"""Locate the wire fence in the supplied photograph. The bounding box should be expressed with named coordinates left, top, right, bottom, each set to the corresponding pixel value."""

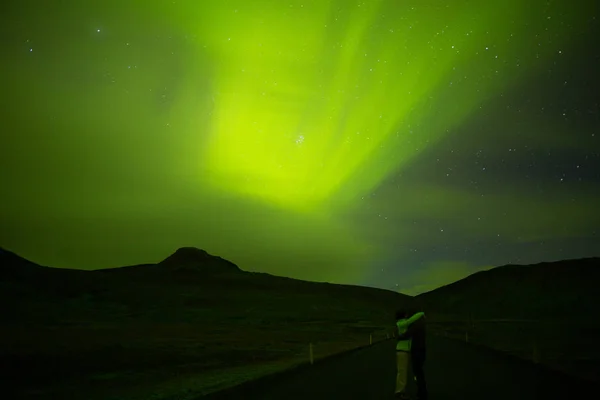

left=297, top=317, right=599, bottom=382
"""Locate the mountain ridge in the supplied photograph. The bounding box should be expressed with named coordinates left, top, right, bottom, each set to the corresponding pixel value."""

left=416, top=257, right=600, bottom=319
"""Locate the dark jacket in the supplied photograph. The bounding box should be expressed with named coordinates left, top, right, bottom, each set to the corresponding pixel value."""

left=409, top=317, right=426, bottom=354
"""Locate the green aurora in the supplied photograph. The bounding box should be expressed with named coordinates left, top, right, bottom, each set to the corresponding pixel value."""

left=155, top=0, right=585, bottom=211
left=1, top=0, right=599, bottom=292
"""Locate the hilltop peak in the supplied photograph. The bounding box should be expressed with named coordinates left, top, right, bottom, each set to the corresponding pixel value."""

left=170, top=247, right=210, bottom=259
left=158, top=247, right=241, bottom=274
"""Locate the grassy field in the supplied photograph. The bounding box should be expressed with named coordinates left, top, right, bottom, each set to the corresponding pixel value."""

left=5, top=326, right=383, bottom=400
left=427, top=318, right=600, bottom=383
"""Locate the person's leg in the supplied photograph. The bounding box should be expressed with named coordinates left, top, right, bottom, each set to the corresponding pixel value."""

left=412, top=352, right=428, bottom=400
left=395, top=351, right=409, bottom=395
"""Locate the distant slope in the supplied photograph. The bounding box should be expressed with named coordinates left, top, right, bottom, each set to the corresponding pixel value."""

left=0, top=247, right=47, bottom=279
left=416, top=257, right=600, bottom=319
left=2, top=246, right=416, bottom=399
left=1, top=245, right=414, bottom=325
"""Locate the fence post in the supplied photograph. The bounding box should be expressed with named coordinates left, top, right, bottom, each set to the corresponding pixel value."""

left=370, top=333, right=373, bottom=345
left=309, top=343, right=314, bottom=365
left=465, top=330, right=469, bottom=343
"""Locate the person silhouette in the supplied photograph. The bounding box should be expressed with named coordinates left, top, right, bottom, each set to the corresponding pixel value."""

left=395, top=310, right=425, bottom=399
left=397, top=310, right=428, bottom=400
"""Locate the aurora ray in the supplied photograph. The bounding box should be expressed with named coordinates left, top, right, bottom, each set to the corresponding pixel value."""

left=137, top=0, right=590, bottom=213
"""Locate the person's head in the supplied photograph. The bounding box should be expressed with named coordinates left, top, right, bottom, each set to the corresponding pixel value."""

left=395, top=310, right=407, bottom=320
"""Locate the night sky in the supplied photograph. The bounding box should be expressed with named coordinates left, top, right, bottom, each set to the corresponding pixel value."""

left=2, top=0, right=599, bottom=294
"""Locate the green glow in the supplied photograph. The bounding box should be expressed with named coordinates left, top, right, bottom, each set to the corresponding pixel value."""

left=1, top=0, right=595, bottom=287
left=137, top=0, right=584, bottom=213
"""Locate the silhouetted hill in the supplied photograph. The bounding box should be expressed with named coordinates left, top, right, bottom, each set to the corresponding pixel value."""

left=158, top=247, right=242, bottom=273
left=1, top=246, right=413, bottom=313
left=0, top=247, right=46, bottom=279
left=416, top=257, right=600, bottom=319
left=2, top=245, right=415, bottom=399
left=414, top=257, right=600, bottom=383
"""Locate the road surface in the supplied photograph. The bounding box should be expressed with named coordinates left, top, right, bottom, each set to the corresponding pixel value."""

left=199, top=335, right=598, bottom=399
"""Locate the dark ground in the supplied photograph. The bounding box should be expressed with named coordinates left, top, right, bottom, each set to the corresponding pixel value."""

left=199, top=334, right=599, bottom=400
left=4, top=250, right=600, bottom=399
